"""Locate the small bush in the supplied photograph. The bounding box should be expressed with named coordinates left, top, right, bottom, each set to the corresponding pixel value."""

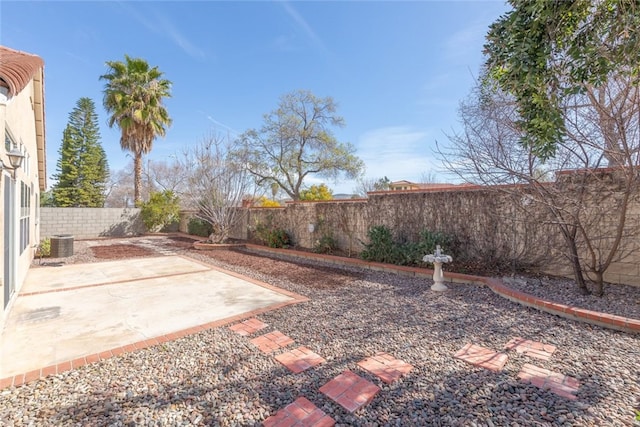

left=396, top=241, right=421, bottom=266
left=314, top=233, right=338, bottom=254
left=187, top=217, right=213, bottom=237
left=38, top=238, right=51, bottom=257
left=417, top=229, right=456, bottom=256
left=403, top=229, right=458, bottom=266
left=139, top=190, right=180, bottom=232
left=360, top=225, right=402, bottom=264
left=266, top=228, right=291, bottom=248
left=360, top=225, right=458, bottom=266
left=255, top=221, right=291, bottom=248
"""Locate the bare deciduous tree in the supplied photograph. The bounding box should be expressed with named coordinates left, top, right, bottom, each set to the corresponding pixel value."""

left=180, top=133, right=255, bottom=243
left=354, top=176, right=390, bottom=197
left=420, top=171, right=438, bottom=184
left=143, top=158, right=186, bottom=195
left=104, top=167, right=135, bottom=208
left=439, top=74, right=640, bottom=296
left=105, top=158, right=182, bottom=208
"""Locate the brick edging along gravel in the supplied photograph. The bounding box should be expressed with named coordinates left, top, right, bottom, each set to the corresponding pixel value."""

left=243, top=244, right=640, bottom=335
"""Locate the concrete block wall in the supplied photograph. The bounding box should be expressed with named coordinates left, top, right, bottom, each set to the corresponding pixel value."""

left=40, top=208, right=145, bottom=239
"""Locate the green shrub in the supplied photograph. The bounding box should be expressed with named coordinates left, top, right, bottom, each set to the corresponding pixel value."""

left=139, top=190, right=180, bottom=232
left=396, top=241, right=421, bottom=266
left=38, top=238, right=51, bottom=257
left=360, top=225, right=402, bottom=264
left=417, top=229, right=456, bottom=256
left=266, top=228, right=290, bottom=248
left=360, top=226, right=458, bottom=266
left=314, top=233, right=338, bottom=254
left=401, top=229, right=458, bottom=265
left=187, top=217, right=213, bottom=237
left=255, top=222, right=291, bottom=248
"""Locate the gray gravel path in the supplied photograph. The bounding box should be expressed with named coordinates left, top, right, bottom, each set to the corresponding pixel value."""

left=2, top=236, right=637, bottom=426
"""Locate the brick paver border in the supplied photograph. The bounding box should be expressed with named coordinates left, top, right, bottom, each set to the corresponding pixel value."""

left=454, top=343, right=509, bottom=372
left=263, top=397, right=335, bottom=427
left=518, top=363, right=580, bottom=400
left=504, top=337, right=556, bottom=361
left=319, top=370, right=380, bottom=413
left=357, top=352, right=413, bottom=384
left=275, top=346, right=326, bottom=374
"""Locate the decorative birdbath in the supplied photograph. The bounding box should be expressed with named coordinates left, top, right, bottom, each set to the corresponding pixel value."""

left=422, top=245, right=453, bottom=291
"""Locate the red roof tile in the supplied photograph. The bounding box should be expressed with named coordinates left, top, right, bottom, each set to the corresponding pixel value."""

left=0, top=45, right=44, bottom=97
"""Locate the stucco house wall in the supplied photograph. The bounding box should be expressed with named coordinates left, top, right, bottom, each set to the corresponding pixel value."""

left=0, top=45, right=46, bottom=325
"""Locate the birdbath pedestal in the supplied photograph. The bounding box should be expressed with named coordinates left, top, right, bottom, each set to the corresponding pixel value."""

left=422, top=245, right=453, bottom=291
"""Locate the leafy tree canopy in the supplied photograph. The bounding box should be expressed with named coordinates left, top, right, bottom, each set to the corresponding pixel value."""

left=299, top=183, right=333, bottom=201
left=39, top=190, right=55, bottom=207
left=354, top=176, right=391, bottom=196
left=139, top=190, right=180, bottom=232
left=52, top=97, right=109, bottom=207
left=236, top=89, right=364, bottom=200
left=256, top=196, right=281, bottom=207
left=373, top=176, right=391, bottom=191
left=485, top=0, right=640, bottom=159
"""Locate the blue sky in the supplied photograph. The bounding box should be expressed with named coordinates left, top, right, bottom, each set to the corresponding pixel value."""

left=2, top=0, right=509, bottom=194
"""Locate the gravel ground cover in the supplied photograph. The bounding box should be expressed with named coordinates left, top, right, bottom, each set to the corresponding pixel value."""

left=3, top=235, right=639, bottom=426
left=90, top=244, right=157, bottom=260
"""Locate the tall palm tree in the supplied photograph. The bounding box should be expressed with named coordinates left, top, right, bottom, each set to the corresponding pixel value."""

left=100, top=55, right=172, bottom=203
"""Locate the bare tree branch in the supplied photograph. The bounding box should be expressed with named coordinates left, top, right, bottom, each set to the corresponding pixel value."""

left=438, top=73, right=640, bottom=296
left=180, top=133, right=256, bottom=243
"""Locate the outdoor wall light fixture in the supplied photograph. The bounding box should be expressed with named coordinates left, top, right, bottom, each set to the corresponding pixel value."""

left=0, top=148, right=25, bottom=178
left=308, top=223, right=315, bottom=233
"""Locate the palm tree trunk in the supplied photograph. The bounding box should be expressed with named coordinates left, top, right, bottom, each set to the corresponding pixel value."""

left=134, top=153, right=142, bottom=204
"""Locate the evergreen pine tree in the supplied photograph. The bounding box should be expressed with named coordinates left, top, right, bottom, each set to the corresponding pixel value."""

left=52, top=98, right=109, bottom=207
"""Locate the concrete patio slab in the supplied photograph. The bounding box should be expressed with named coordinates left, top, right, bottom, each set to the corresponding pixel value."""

left=20, top=256, right=210, bottom=294
left=0, top=256, right=300, bottom=379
